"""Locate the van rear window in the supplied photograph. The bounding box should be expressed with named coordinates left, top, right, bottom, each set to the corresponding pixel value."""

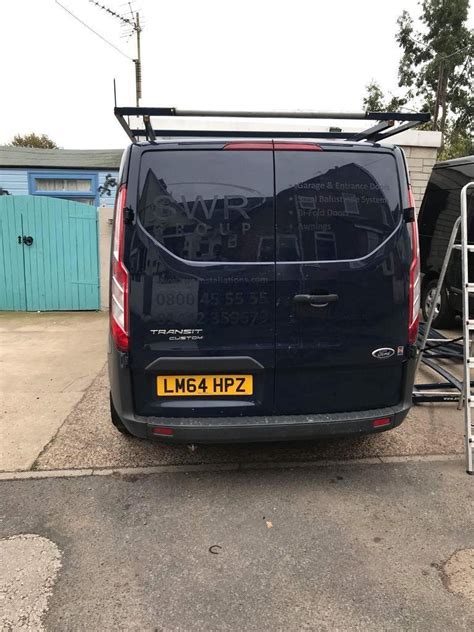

left=137, top=150, right=274, bottom=263
left=275, top=151, right=401, bottom=261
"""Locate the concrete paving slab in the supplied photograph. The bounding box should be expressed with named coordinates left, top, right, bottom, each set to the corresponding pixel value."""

left=1, top=392, right=80, bottom=471
left=35, top=362, right=465, bottom=471
left=0, top=312, right=107, bottom=472
left=0, top=460, right=473, bottom=630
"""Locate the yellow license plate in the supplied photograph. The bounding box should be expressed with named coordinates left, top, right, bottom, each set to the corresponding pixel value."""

left=157, top=374, right=253, bottom=397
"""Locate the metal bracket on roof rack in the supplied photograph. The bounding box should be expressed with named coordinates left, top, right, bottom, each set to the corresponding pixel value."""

left=353, top=119, right=394, bottom=141
left=143, top=115, right=156, bottom=142
left=114, top=107, right=430, bottom=143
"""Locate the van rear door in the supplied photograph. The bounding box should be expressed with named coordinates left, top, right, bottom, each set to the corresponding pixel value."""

left=274, top=147, right=409, bottom=414
left=128, top=146, right=276, bottom=417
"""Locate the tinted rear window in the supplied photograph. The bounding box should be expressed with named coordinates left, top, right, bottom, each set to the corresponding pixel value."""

left=137, top=150, right=274, bottom=263
left=275, top=151, right=401, bottom=261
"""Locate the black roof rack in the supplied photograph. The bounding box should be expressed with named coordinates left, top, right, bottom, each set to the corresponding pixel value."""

left=114, top=107, right=430, bottom=143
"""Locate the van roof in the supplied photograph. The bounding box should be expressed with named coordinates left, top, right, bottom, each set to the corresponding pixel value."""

left=434, top=155, right=474, bottom=168
left=132, top=138, right=398, bottom=151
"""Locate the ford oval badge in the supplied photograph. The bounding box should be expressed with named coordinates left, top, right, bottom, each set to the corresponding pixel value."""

left=372, top=347, right=395, bottom=359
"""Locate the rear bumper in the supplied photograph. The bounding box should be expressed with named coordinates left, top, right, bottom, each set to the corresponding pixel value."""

left=109, top=344, right=415, bottom=444
left=119, top=405, right=410, bottom=443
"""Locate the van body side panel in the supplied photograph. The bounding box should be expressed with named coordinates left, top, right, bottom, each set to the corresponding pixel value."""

left=273, top=149, right=410, bottom=414
left=418, top=161, right=474, bottom=313
left=127, top=148, right=276, bottom=417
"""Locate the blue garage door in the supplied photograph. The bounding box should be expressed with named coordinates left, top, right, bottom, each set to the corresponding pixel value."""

left=0, top=196, right=99, bottom=310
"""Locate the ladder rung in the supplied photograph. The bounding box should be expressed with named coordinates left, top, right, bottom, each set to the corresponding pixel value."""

left=466, top=321, right=474, bottom=329
left=453, top=244, right=474, bottom=251
left=416, top=391, right=462, bottom=397
left=467, top=358, right=474, bottom=366
left=466, top=284, right=474, bottom=292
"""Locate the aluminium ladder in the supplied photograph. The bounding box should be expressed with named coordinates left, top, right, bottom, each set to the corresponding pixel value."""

left=416, top=182, right=474, bottom=474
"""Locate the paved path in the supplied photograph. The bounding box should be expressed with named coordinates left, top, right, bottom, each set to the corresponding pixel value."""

left=0, top=312, right=107, bottom=471
left=1, top=460, right=473, bottom=631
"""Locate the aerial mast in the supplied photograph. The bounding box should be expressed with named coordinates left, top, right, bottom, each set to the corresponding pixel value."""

left=89, top=1, right=143, bottom=106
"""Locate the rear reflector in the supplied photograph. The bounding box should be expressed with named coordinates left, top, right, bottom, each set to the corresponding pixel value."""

left=372, top=417, right=391, bottom=428
left=152, top=427, right=174, bottom=437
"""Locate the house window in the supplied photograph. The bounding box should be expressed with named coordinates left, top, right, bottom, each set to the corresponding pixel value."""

left=314, top=231, right=337, bottom=260
left=28, top=172, right=98, bottom=206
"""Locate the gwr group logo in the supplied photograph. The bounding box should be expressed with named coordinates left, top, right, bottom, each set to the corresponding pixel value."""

left=152, top=182, right=266, bottom=222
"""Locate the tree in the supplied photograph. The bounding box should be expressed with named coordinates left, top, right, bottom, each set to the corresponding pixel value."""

left=363, top=80, right=407, bottom=113
left=363, top=0, right=473, bottom=158
left=438, top=121, right=474, bottom=160
left=10, top=133, right=58, bottom=149
left=397, top=0, right=473, bottom=134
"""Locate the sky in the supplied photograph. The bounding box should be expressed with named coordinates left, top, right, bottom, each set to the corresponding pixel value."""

left=0, top=0, right=472, bottom=149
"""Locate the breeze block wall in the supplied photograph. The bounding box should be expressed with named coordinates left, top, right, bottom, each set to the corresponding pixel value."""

left=389, top=130, right=442, bottom=211
left=403, top=147, right=438, bottom=209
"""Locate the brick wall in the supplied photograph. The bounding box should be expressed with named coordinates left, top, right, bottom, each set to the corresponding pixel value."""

left=402, top=146, right=438, bottom=210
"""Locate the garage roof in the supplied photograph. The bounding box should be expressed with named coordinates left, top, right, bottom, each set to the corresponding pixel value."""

left=0, top=146, right=123, bottom=170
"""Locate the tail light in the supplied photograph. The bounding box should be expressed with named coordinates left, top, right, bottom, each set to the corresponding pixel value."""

left=110, top=185, right=129, bottom=352
left=408, top=187, right=420, bottom=344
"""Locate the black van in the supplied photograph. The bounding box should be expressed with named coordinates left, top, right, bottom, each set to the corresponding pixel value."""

left=418, top=156, right=474, bottom=328
left=108, top=139, right=418, bottom=442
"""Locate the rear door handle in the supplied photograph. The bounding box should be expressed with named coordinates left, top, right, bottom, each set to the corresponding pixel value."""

left=294, top=294, right=339, bottom=307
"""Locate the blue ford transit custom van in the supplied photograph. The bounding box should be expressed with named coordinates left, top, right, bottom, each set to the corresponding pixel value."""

left=108, top=133, right=419, bottom=442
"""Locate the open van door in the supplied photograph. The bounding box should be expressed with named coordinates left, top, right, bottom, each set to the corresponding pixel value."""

left=274, top=147, right=410, bottom=414
left=127, top=146, right=276, bottom=418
